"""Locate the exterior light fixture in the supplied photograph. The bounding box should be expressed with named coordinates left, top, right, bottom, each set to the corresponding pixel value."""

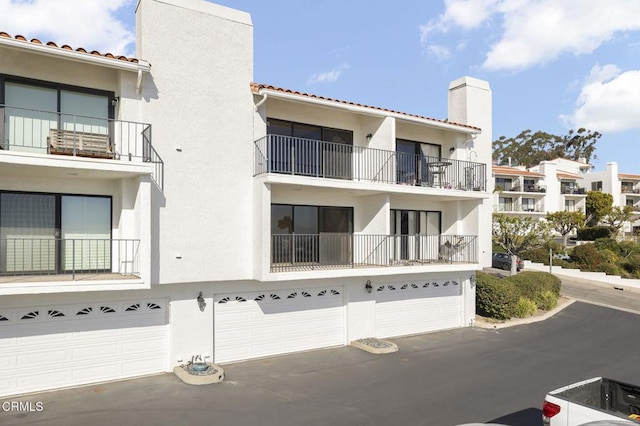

left=111, top=96, right=119, bottom=106
left=365, top=133, right=373, bottom=141
left=365, top=280, right=373, bottom=293
left=469, top=274, right=477, bottom=287
left=197, top=291, right=206, bottom=312
left=449, top=147, right=455, bottom=154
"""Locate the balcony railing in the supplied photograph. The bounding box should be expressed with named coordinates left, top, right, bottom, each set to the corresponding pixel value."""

left=1, top=105, right=163, bottom=189
left=622, top=187, right=640, bottom=194
left=271, top=233, right=477, bottom=272
left=0, top=238, right=140, bottom=280
left=255, top=135, right=486, bottom=191
left=506, top=184, right=546, bottom=193
left=494, top=203, right=545, bottom=213
left=561, top=187, right=586, bottom=195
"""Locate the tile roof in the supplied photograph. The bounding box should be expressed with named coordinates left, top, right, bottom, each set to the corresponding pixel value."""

left=492, top=165, right=544, bottom=177
left=557, top=172, right=583, bottom=180
left=0, top=31, right=139, bottom=63
left=619, top=173, right=640, bottom=180
left=250, top=82, right=481, bottom=131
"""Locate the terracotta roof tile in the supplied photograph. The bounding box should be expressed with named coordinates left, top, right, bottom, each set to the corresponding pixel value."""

left=250, top=82, right=481, bottom=131
left=557, top=172, right=583, bottom=180
left=619, top=173, right=640, bottom=180
left=492, top=165, right=544, bottom=177
left=0, top=31, right=139, bottom=64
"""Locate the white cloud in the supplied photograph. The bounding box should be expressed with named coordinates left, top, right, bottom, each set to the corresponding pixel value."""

left=0, top=0, right=135, bottom=56
left=427, top=44, right=452, bottom=61
left=421, top=0, right=640, bottom=72
left=560, top=64, right=640, bottom=132
left=420, top=0, right=499, bottom=43
left=307, top=63, right=351, bottom=84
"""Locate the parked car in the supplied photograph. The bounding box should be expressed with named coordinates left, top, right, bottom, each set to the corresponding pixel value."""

left=492, top=252, right=523, bottom=271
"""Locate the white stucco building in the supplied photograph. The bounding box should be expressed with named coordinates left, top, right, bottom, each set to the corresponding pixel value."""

left=0, top=0, right=493, bottom=397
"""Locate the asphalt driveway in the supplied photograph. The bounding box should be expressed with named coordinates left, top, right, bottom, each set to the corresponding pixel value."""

left=2, top=302, right=639, bottom=426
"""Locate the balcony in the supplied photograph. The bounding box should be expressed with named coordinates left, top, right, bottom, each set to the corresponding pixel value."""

left=506, top=184, right=546, bottom=193
left=270, top=234, right=477, bottom=272
left=1, top=105, right=163, bottom=189
left=561, top=187, right=586, bottom=195
left=254, top=135, right=486, bottom=192
left=495, top=203, right=545, bottom=213
left=622, top=187, right=640, bottom=195
left=0, top=238, right=139, bottom=282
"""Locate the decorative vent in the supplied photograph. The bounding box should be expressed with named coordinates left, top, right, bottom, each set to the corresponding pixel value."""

left=270, top=294, right=281, bottom=300
left=433, top=283, right=440, bottom=287
left=387, top=285, right=396, bottom=290
left=48, top=310, right=65, bottom=318
left=235, top=296, right=247, bottom=302
left=301, top=292, right=311, bottom=298
left=317, top=290, right=327, bottom=296
left=401, top=284, right=408, bottom=290
left=287, top=292, right=297, bottom=299
left=100, top=306, right=116, bottom=313
left=452, top=281, right=459, bottom=286
left=411, top=284, right=419, bottom=289
left=218, top=297, right=230, bottom=304
left=0, top=315, right=9, bottom=321
left=443, top=281, right=450, bottom=286
left=330, top=290, right=340, bottom=295
left=76, top=307, right=93, bottom=316
left=377, top=286, right=385, bottom=292
left=147, top=303, right=162, bottom=310
left=255, top=294, right=265, bottom=301
left=21, top=311, right=39, bottom=320
left=423, top=283, right=430, bottom=288
left=126, top=304, right=140, bottom=311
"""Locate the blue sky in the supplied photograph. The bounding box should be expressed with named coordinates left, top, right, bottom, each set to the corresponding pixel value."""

left=2, top=0, right=639, bottom=173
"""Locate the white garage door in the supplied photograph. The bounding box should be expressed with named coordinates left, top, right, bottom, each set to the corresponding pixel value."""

left=214, top=287, right=345, bottom=363
left=0, top=299, right=169, bottom=397
left=375, top=279, right=463, bottom=339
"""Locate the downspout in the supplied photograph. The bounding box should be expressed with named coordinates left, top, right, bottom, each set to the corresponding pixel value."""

left=255, top=92, right=268, bottom=109
left=136, top=69, right=143, bottom=95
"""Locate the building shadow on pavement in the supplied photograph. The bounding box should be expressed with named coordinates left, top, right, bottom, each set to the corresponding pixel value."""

left=489, top=407, right=543, bottom=426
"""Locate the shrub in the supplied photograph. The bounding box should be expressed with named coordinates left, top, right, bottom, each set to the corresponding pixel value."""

left=571, top=243, right=603, bottom=268
left=593, top=263, right=624, bottom=277
left=513, top=297, right=537, bottom=318
left=621, top=254, right=640, bottom=276
left=521, top=247, right=549, bottom=264
left=577, top=226, right=611, bottom=241
left=476, top=272, right=519, bottom=320
left=509, top=271, right=561, bottom=297
left=593, top=238, right=619, bottom=253
left=539, top=290, right=558, bottom=311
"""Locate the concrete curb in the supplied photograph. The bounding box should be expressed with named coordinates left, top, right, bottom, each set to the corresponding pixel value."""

left=474, top=298, right=576, bottom=330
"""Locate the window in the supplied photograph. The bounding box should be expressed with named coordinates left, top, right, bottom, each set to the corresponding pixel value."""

left=1, top=77, right=113, bottom=153
left=522, top=198, right=535, bottom=212
left=266, top=118, right=353, bottom=179
left=498, top=197, right=513, bottom=212
left=565, top=200, right=575, bottom=212
left=271, top=204, right=353, bottom=265
left=390, top=210, right=441, bottom=261
left=592, top=181, right=603, bottom=191
left=0, top=191, right=111, bottom=274
left=395, top=139, right=441, bottom=185
left=495, top=178, right=513, bottom=191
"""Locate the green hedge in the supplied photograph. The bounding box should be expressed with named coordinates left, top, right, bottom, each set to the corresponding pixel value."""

left=476, top=273, right=519, bottom=320
left=577, top=226, right=611, bottom=241
left=476, top=271, right=561, bottom=320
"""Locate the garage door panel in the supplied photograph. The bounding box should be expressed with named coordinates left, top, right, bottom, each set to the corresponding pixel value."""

left=375, top=280, right=463, bottom=339
left=0, top=298, right=169, bottom=397
left=215, top=288, right=345, bottom=363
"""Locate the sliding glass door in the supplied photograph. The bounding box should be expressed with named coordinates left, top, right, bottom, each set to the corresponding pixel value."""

left=391, top=210, right=441, bottom=261
left=4, top=83, right=57, bottom=153
left=0, top=192, right=111, bottom=275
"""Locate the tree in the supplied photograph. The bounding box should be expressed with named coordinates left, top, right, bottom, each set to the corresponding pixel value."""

left=585, top=191, right=613, bottom=226
left=546, top=211, right=585, bottom=248
left=600, top=206, right=635, bottom=237
left=492, top=128, right=601, bottom=168
left=492, top=214, right=553, bottom=275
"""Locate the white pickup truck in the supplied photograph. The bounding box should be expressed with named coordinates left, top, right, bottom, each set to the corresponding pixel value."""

left=543, top=377, right=640, bottom=425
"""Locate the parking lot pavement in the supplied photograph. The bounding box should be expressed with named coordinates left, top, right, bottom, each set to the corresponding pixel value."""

left=2, top=302, right=640, bottom=426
